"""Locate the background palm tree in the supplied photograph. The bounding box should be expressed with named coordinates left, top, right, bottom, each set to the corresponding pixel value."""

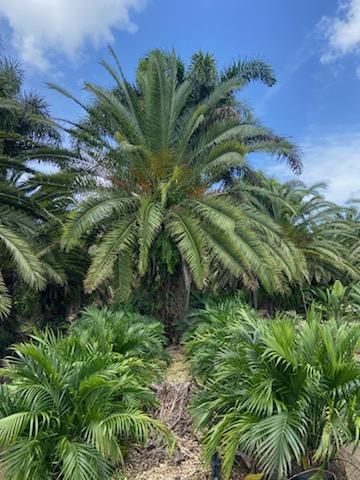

left=0, top=49, right=66, bottom=349
left=229, top=176, right=360, bottom=309
left=0, top=50, right=59, bottom=159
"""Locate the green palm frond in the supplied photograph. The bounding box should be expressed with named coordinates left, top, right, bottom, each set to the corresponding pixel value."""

left=62, top=194, right=136, bottom=250
left=138, top=198, right=163, bottom=275
left=167, top=210, right=208, bottom=288
left=0, top=272, right=11, bottom=318
left=0, top=224, right=45, bottom=289
left=84, top=217, right=137, bottom=293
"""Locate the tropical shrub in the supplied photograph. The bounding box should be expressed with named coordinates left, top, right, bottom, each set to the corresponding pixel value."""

left=183, top=295, right=252, bottom=380
left=70, top=306, right=169, bottom=379
left=311, top=279, right=360, bottom=322
left=0, top=330, right=172, bottom=480
left=185, top=300, right=360, bottom=479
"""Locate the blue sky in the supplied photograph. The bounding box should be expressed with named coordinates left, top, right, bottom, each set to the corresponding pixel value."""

left=0, top=0, right=359, bottom=203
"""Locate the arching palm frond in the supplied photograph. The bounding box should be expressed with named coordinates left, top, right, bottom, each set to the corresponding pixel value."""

left=237, top=177, right=360, bottom=297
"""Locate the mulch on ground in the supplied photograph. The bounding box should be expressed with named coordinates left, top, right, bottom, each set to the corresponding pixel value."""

left=121, top=347, right=244, bottom=480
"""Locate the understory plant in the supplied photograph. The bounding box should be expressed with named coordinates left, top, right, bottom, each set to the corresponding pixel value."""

left=311, top=280, right=360, bottom=322
left=0, top=330, right=172, bottom=480
left=185, top=300, right=360, bottom=479
left=70, top=306, right=169, bottom=380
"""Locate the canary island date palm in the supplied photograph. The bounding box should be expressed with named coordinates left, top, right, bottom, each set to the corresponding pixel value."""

left=0, top=330, right=172, bottom=480
left=185, top=299, right=360, bottom=479
left=0, top=49, right=63, bottom=319
left=238, top=178, right=360, bottom=290
left=49, top=49, right=305, bottom=333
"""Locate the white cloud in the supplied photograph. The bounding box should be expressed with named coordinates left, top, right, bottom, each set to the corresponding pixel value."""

left=266, top=129, right=360, bottom=204
left=0, top=0, right=147, bottom=70
left=320, top=0, right=360, bottom=63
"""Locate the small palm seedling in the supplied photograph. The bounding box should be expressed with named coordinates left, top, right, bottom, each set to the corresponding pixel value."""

left=0, top=330, right=172, bottom=480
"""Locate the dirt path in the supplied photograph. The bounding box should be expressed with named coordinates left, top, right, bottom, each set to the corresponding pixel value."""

left=122, top=347, right=211, bottom=480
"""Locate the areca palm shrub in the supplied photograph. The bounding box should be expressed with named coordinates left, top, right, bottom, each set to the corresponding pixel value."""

left=183, top=295, right=250, bottom=381
left=185, top=301, right=360, bottom=479
left=0, top=331, right=172, bottom=480
left=47, top=49, right=306, bottom=335
left=312, top=279, right=360, bottom=322
left=70, top=306, right=169, bottom=380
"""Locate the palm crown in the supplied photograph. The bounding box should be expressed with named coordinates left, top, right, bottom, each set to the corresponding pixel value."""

left=241, top=178, right=360, bottom=283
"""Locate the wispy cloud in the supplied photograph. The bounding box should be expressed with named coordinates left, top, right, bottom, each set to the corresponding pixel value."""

left=320, top=0, right=360, bottom=67
left=255, top=34, right=316, bottom=115
left=265, top=128, right=360, bottom=204
left=0, top=0, right=147, bottom=71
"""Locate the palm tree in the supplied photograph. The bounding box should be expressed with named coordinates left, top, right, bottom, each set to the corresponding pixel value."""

left=233, top=177, right=360, bottom=307
left=0, top=52, right=59, bottom=159
left=16, top=170, right=95, bottom=326
left=47, top=49, right=305, bottom=335
left=0, top=330, right=172, bottom=480
left=0, top=49, right=66, bottom=321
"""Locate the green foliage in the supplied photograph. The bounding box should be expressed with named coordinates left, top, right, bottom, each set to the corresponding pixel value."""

left=185, top=299, right=360, bottom=479
left=311, top=280, right=360, bottom=322
left=0, top=49, right=64, bottom=321
left=0, top=328, right=172, bottom=480
left=238, top=179, right=360, bottom=290
left=43, top=48, right=306, bottom=328
left=70, top=306, right=169, bottom=377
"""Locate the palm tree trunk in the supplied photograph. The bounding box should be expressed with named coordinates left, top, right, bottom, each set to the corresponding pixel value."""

left=136, top=261, right=192, bottom=343
left=161, top=263, right=192, bottom=343
left=182, top=262, right=192, bottom=314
